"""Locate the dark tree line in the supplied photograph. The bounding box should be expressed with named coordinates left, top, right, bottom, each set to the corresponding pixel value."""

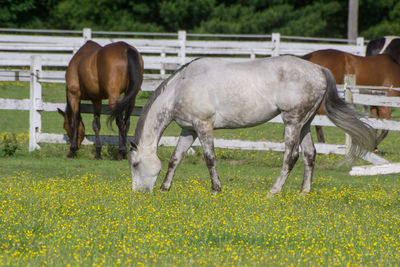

left=1, top=0, right=399, bottom=39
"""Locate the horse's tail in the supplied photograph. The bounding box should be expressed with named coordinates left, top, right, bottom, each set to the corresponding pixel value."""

left=108, top=47, right=142, bottom=126
left=321, top=67, right=375, bottom=162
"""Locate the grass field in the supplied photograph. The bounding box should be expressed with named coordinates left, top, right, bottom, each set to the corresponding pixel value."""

left=1, top=81, right=400, bottom=265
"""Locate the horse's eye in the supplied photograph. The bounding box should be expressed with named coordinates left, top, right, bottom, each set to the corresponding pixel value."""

left=132, top=162, right=139, bottom=168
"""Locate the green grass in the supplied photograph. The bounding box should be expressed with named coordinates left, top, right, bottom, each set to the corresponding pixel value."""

left=1, top=81, right=400, bottom=265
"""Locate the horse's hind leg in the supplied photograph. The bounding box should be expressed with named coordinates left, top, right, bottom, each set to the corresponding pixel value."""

left=161, top=129, right=197, bottom=191
left=373, top=106, right=391, bottom=150
left=193, top=119, right=221, bottom=194
left=315, top=125, right=325, bottom=143
left=92, top=100, right=102, bottom=159
left=109, top=96, right=127, bottom=160
left=299, top=124, right=316, bottom=194
left=375, top=130, right=388, bottom=149
left=268, top=122, right=301, bottom=197
left=121, top=102, right=135, bottom=158
left=115, top=114, right=126, bottom=160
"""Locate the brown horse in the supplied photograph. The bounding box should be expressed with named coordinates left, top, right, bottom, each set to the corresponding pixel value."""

left=303, top=49, right=400, bottom=149
left=57, top=40, right=144, bottom=159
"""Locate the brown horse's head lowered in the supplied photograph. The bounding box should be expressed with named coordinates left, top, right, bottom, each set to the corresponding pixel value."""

left=58, top=108, right=85, bottom=149
left=61, top=40, right=144, bottom=159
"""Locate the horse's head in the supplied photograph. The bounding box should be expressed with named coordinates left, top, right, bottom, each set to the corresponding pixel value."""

left=128, top=141, right=161, bottom=193
left=57, top=108, right=85, bottom=148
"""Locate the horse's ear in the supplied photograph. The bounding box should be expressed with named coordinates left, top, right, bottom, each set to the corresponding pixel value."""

left=130, top=141, right=138, bottom=151
left=57, top=108, right=65, bottom=117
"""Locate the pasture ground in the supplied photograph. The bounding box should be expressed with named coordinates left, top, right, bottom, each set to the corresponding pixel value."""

left=1, top=81, right=400, bottom=265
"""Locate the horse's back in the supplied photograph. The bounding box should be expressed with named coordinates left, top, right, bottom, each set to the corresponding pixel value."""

left=96, top=42, right=133, bottom=94
left=67, top=41, right=142, bottom=100
left=304, top=49, right=400, bottom=88
left=303, top=49, right=349, bottom=83
left=66, top=40, right=101, bottom=76
left=186, top=56, right=324, bottom=87
left=173, top=57, right=327, bottom=128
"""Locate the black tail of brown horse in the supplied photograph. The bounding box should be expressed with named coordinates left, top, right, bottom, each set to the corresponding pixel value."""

left=108, top=47, right=142, bottom=125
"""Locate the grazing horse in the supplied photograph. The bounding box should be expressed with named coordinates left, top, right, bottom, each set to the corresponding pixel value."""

left=367, top=36, right=400, bottom=62
left=119, top=56, right=374, bottom=196
left=303, top=49, right=400, bottom=148
left=58, top=41, right=144, bottom=160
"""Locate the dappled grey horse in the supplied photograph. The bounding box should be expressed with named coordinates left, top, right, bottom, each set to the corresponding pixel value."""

left=119, top=56, right=375, bottom=196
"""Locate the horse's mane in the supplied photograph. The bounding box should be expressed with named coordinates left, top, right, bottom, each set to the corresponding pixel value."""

left=133, top=58, right=200, bottom=144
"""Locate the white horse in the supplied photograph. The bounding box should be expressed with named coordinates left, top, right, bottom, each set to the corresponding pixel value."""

left=118, top=56, right=374, bottom=196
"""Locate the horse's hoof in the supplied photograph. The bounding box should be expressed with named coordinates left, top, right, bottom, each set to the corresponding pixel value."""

left=211, top=187, right=221, bottom=196
left=211, top=190, right=219, bottom=197
left=212, top=183, right=222, bottom=193
left=374, top=148, right=383, bottom=155
left=299, top=191, right=310, bottom=197
left=160, top=184, right=171, bottom=192
left=266, top=191, right=279, bottom=198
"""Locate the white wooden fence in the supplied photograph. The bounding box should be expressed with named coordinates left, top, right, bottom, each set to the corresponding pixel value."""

left=1, top=28, right=398, bottom=168
left=0, top=28, right=366, bottom=73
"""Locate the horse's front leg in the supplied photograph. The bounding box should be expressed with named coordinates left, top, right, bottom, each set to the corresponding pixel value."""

left=267, top=123, right=301, bottom=197
left=67, top=98, right=81, bottom=158
left=92, top=100, right=102, bottom=159
left=193, top=120, right=221, bottom=194
left=161, top=129, right=197, bottom=191
left=68, top=116, right=79, bottom=158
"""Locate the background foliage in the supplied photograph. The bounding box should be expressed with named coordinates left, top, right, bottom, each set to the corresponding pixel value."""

left=0, top=0, right=399, bottom=39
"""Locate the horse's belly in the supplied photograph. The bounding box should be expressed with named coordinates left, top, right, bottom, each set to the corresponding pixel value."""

left=213, top=105, right=280, bottom=129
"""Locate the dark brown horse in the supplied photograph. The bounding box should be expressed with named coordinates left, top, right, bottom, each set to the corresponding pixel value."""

left=58, top=40, right=144, bottom=159
left=303, top=49, right=400, bottom=148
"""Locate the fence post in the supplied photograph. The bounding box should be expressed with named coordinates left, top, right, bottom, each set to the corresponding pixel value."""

left=344, top=74, right=356, bottom=154
left=160, top=50, right=166, bottom=75
left=272, top=33, right=280, bottom=57
left=250, top=49, right=255, bottom=59
left=178, top=30, right=187, bottom=65
left=356, top=37, right=365, bottom=55
left=29, top=55, right=43, bottom=152
left=83, top=28, right=92, bottom=42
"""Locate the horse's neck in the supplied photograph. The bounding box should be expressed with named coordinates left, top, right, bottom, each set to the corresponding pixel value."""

left=137, top=94, right=174, bottom=151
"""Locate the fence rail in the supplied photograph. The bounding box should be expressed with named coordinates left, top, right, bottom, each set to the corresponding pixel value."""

left=0, top=28, right=366, bottom=73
